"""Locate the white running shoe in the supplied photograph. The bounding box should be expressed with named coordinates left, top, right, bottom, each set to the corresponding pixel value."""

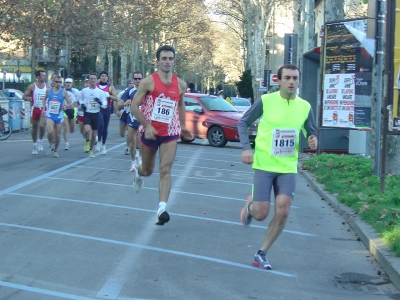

left=95, top=142, right=101, bottom=152
left=53, top=151, right=59, bottom=158
left=65, top=142, right=69, bottom=150
left=32, top=145, right=38, bottom=155
left=37, top=141, right=44, bottom=151
left=130, top=161, right=136, bottom=172
left=101, top=144, right=107, bottom=155
left=46, top=147, right=53, bottom=156
left=133, top=157, right=143, bottom=193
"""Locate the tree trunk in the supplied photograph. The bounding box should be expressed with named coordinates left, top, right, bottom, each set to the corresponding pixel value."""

left=324, top=0, right=344, bottom=22
left=96, top=43, right=106, bottom=74
left=130, top=39, right=139, bottom=76
left=120, top=42, right=128, bottom=85
left=107, top=48, right=113, bottom=85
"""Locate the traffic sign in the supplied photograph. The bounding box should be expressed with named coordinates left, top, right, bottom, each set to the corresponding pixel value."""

left=259, top=81, right=265, bottom=88
left=270, top=74, right=279, bottom=86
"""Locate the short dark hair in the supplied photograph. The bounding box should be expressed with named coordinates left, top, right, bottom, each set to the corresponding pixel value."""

left=188, top=83, right=195, bottom=89
left=216, top=84, right=223, bottom=91
left=88, top=73, right=97, bottom=79
left=99, top=71, right=108, bottom=77
left=277, top=64, right=300, bottom=80
left=156, top=45, right=175, bottom=61
left=35, top=70, right=44, bottom=78
left=133, top=71, right=143, bottom=77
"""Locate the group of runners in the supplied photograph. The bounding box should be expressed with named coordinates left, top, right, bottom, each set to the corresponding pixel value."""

left=22, top=69, right=142, bottom=167
left=21, top=44, right=319, bottom=270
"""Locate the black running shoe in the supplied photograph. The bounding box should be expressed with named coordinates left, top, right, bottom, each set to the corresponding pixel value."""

left=155, top=210, right=170, bottom=225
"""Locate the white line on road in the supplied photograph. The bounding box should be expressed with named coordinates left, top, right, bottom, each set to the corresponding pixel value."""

left=8, top=193, right=312, bottom=236
left=0, top=222, right=297, bottom=279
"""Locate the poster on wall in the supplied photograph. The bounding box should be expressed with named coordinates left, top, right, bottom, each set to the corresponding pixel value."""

left=322, top=19, right=373, bottom=129
left=392, top=1, right=400, bottom=132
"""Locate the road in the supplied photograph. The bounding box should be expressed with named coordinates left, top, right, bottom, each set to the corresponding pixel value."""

left=0, top=115, right=398, bottom=300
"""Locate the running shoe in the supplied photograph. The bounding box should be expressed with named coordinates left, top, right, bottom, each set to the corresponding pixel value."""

left=46, top=147, right=53, bottom=156
left=125, top=147, right=130, bottom=155
left=130, top=161, right=136, bottom=172
left=32, top=145, right=38, bottom=155
left=88, top=150, right=94, bottom=158
left=133, top=173, right=144, bottom=193
left=37, top=141, right=44, bottom=151
left=155, top=208, right=170, bottom=226
left=84, top=141, right=90, bottom=153
left=252, top=250, right=272, bottom=270
left=101, top=144, right=107, bottom=155
left=239, top=194, right=253, bottom=226
left=53, top=151, right=59, bottom=158
left=65, top=142, right=69, bottom=150
left=95, top=142, right=101, bottom=152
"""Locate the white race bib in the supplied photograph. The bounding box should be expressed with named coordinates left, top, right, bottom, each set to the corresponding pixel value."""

left=89, top=100, right=98, bottom=110
left=271, top=128, right=297, bottom=156
left=38, top=93, right=45, bottom=102
left=150, top=94, right=175, bottom=124
left=49, top=100, right=60, bottom=114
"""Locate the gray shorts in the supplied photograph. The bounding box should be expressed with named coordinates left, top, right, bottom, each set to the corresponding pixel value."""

left=252, top=170, right=297, bottom=202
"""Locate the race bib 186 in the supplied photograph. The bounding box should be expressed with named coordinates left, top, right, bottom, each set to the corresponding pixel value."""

left=150, top=94, right=175, bottom=124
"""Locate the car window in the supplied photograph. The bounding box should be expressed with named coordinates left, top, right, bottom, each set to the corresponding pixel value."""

left=198, top=97, right=238, bottom=112
left=184, top=96, right=202, bottom=112
left=232, top=98, right=251, bottom=106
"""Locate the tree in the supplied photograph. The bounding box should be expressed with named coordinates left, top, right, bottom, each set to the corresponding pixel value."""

left=236, top=69, right=253, bottom=102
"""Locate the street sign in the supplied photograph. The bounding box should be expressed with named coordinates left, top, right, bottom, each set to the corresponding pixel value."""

left=259, top=81, right=265, bottom=88
left=264, top=70, right=271, bottom=91
left=270, top=74, right=279, bottom=86
left=256, top=77, right=263, bottom=81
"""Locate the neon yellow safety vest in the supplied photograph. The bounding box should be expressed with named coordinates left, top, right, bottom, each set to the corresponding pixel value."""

left=254, top=91, right=311, bottom=173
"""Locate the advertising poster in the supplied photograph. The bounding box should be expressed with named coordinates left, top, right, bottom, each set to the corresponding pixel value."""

left=392, top=1, right=400, bottom=132
left=322, top=19, right=373, bottom=129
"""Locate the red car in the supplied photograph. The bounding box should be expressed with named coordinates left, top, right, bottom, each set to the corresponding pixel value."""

left=181, top=93, right=257, bottom=147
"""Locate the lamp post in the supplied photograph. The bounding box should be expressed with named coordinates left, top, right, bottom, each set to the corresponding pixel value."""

left=195, top=72, right=198, bottom=91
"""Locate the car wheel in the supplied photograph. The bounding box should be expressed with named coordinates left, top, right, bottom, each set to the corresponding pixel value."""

left=207, top=126, right=227, bottom=147
left=180, top=136, right=194, bottom=143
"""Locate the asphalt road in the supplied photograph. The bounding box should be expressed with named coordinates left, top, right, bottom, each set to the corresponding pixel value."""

left=0, top=115, right=398, bottom=300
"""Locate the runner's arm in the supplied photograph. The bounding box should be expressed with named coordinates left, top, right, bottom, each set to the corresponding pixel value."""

left=237, top=99, right=263, bottom=151
left=41, top=89, right=50, bottom=115
left=22, top=84, right=34, bottom=101
left=177, top=80, right=188, bottom=128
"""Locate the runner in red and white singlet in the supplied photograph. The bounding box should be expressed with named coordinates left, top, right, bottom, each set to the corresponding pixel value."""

left=22, top=70, right=51, bottom=154
left=131, top=45, right=193, bottom=226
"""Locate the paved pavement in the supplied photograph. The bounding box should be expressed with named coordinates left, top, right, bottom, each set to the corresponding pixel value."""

left=0, top=115, right=399, bottom=299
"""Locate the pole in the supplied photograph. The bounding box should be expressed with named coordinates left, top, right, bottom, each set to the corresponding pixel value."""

left=374, top=0, right=386, bottom=176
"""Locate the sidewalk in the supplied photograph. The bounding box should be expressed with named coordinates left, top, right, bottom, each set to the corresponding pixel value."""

left=300, top=168, right=400, bottom=290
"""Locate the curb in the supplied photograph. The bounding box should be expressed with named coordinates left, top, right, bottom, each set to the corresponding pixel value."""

left=299, top=168, right=400, bottom=290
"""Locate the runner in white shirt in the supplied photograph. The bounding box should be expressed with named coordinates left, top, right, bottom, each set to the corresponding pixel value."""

left=22, top=70, right=51, bottom=154
left=79, top=73, right=107, bottom=158
left=62, top=78, right=80, bottom=150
